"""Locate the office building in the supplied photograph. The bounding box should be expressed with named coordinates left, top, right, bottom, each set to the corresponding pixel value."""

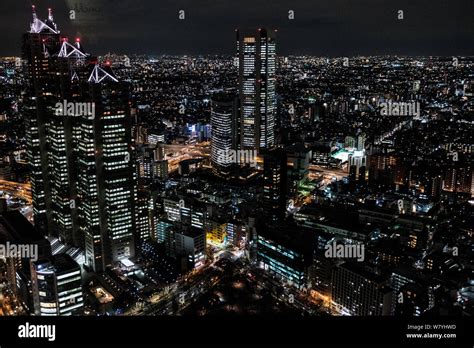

left=263, top=148, right=287, bottom=222
left=23, top=7, right=137, bottom=272
left=31, top=254, right=83, bottom=316
left=332, top=262, right=392, bottom=316
left=135, top=189, right=151, bottom=242
left=0, top=210, right=52, bottom=313
left=23, top=6, right=64, bottom=234
left=256, top=225, right=312, bottom=289
left=156, top=219, right=173, bottom=243
left=165, top=224, right=206, bottom=271
left=79, top=66, right=136, bottom=272
left=236, top=28, right=276, bottom=152
left=211, top=93, right=238, bottom=176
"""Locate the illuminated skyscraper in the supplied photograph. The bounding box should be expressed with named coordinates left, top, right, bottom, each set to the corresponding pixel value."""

left=23, top=7, right=136, bottom=272
left=22, top=6, right=62, bottom=233
left=23, top=7, right=89, bottom=245
left=210, top=93, right=238, bottom=176
left=79, top=68, right=136, bottom=272
left=236, top=29, right=276, bottom=152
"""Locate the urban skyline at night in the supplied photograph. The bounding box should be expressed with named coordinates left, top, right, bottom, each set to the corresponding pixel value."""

left=0, top=1, right=472, bottom=346
left=0, top=0, right=473, bottom=56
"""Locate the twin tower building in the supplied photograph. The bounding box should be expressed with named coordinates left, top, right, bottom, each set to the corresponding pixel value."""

left=23, top=7, right=135, bottom=272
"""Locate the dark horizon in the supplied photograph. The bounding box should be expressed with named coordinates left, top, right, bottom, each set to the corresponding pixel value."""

left=1, top=0, right=473, bottom=57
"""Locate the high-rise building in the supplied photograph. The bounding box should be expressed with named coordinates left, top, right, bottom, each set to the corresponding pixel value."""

left=79, top=69, right=136, bottom=272
left=443, top=166, right=473, bottom=194
left=356, top=133, right=366, bottom=151
left=263, top=148, right=287, bottom=222
left=236, top=28, right=276, bottom=152
left=309, top=252, right=335, bottom=298
left=23, top=7, right=137, bottom=272
left=368, top=153, right=398, bottom=187
left=135, top=189, right=151, bottom=242
left=23, top=6, right=62, bottom=233
left=429, top=175, right=443, bottom=199
left=23, top=9, right=90, bottom=245
left=348, top=151, right=367, bottom=183
left=210, top=93, right=238, bottom=176
left=31, top=254, right=83, bottom=316
left=332, top=262, right=392, bottom=316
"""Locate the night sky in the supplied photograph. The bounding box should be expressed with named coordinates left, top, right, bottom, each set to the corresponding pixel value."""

left=1, top=0, right=473, bottom=56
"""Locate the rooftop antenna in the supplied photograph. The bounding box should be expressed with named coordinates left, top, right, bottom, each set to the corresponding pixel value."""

left=32, top=5, right=37, bottom=21
left=48, top=7, right=54, bottom=21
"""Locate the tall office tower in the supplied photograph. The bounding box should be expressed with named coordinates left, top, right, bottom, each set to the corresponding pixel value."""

left=429, top=175, right=443, bottom=199
left=48, top=38, right=89, bottom=247
left=23, top=7, right=87, bottom=246
left=156, top=219, right=173, bottom=243
left=263, top=148, right=287, bottom=223
left=79, top=67, right=136, bottom=272
left=309, top=252, right=335, bottom=298
left=31, top=254, right=84, bottom=316
left=23, top=7, right=137, bottom=272
left=236, top=28, right=276, bottom=152
left=210, top=93, right=238, bottom=176
left=22, top=6, right=62, bottom=233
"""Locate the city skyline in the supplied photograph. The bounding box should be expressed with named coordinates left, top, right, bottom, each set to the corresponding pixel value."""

left=0, top=0, right=473, bottom=57
left=0, top=2, right=472, bottom=346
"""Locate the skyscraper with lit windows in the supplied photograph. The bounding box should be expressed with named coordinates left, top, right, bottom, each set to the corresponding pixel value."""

left=79, top=69, right=136, bottom=272
left=22, top=6, right=62, bottom=234
left=23, top=6, right=136, bottom=272
left=210, top=92, right=238, bottom=176
left=31, top=254, right=84, bottom=316
left=236, top=29, right=276, bottom=152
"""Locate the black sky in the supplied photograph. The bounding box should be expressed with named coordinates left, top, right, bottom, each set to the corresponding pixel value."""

left=1, top=0, right=473, bottom=56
